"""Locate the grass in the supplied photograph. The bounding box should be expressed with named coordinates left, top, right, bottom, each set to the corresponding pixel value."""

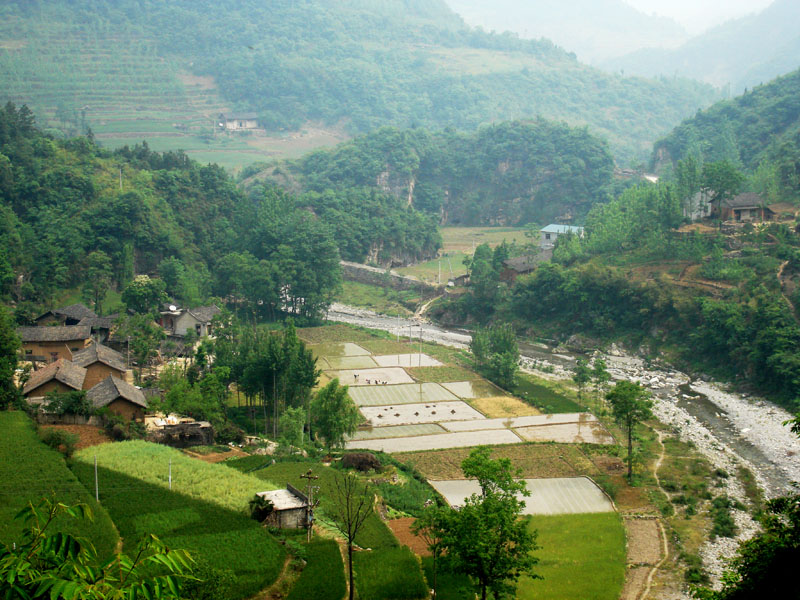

left=395, top=444, right=601, bottom=481
left=298, top=324, right=377, bottom=344
left=336, top=281, right=418, bottom=316
left=440, top=227, right=529, bottom=253
left=0, top=412, right=119, bottom=558
left=287, top=539, right=346, bottom=600
left=74, top=441, right=279, bottom=513
left=396, top=252, right=468, bottom=284
left=517, top=513, right=626, bottom=600
left=70, top=460, right=285, bottom=599
left=515, top=375, right=585, bottom=414
left=421, top=556, right=471, bottom=600
left=353, top=546, right=428, bottom=600
left=407, top=365, right=479, bottom=383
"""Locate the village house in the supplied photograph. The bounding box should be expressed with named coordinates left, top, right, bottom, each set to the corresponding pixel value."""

left=86, top=375, right=148, bottom=421
left=500, top=248, right=553, bottom=282
left=18, top=325, right=92, bottom=363
left=35, top=303, right=97, bottom=326
left=218, top=112, right=258, bottom=131
left=540, top=224, right=584, bottom=248
left=684, top=191, right=713, bottom=221
left=77, top=315, right=118, bottom=344
left=71, top=342, right=131, bottom=388
left=158, top=305, right=221, bottom=338
left=22, top=359, right=87, bottom=400
left=256, top=485, right=310, bottom=529
left=719, top=193, right=772, bottom=222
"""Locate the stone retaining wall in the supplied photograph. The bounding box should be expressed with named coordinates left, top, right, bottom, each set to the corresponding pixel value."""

left=340, top=261, right=440, bottom=296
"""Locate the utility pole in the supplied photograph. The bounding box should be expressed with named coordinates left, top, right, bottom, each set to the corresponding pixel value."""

left=300, top=469, right=320, bottom=543
left=169, top=458, right=172, bottom=490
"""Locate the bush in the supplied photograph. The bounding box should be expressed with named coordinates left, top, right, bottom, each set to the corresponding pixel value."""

left=216, top=421, right=245, bottom=445
left=710, top=495, right=738, bottom=538
left=45, top=390, right=93, bottom=417
left=39, top=428, right=79, bottom=458
left=342, top=452, right=382, bottom=472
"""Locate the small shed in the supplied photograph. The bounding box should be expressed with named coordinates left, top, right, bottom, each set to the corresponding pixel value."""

left=540, top=224, right=584, bottom=248
left=218, top=112, right=258, bottom=130
left=256, top=485, right=310, bottom=529
left=87, top=375, right=148, bottom=421
left=720, top=193, right=772, bottom=222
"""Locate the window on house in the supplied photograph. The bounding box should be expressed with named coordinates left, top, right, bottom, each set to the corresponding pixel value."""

left=50, top=352, right=58, bottom=362
left=25, top=349, right=32, bottom=355
left=545, top=233, right=551, bottom=240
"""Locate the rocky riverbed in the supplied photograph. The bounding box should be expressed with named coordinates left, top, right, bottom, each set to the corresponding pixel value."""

left=327, top=303, right=800, bottom=587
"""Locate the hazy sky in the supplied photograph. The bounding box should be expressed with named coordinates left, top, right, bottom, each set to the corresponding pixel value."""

left=624, top=0, right=774, bottom=34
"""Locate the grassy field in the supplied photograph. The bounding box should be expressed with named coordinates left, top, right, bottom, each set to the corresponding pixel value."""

left=518, top=513, right=626, bottom=600
left=287, top=539, right=346, bottom=600
left=0, top=412, right=119, bottom=558
left=353, top=546, right=428, bottom=600
left=71, top=444, right=285, bottom=598
left=516, top=374, right=585, bottom=414
left=440, top=227, right=529, bottom=253
left=74, top=441, right=278, bottom=512
left=335, top=281, right=419, bottom=316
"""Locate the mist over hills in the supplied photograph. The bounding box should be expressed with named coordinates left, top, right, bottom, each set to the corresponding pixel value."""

left=0, top=0, right=719, bottom=164
left=445, top=0, right=689, bottom=64
left=607, top=0, right=800, bottom=93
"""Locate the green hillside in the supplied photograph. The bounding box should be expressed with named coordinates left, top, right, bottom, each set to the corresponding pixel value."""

left=652, top=67, right=800, bottom=201
left=246, top=120, right=615, bottom=227
left=0, top=0, right=719, bottom=165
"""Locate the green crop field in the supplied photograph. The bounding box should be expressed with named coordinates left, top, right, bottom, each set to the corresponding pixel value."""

left=0, top=412, right=118, bottom=558
left=74, top=441, right=278, bottom=512
left=287, top=539, right=346, bottom=600
left=348, top=382, right=460, bottom=406
left=353, top=546, right=428, bottom=600
left=71, top=443, right=285, bottom=599
left=516, top=375, right=585, bottom=414
left=518, top=513, right=626, bottom=600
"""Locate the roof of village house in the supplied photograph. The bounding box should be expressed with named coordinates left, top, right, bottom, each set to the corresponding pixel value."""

left=503, top=249, right=553, bottom=273
left=23, top=359, right=87, bottom=395
left=256, top=488, right=309, bottom=511
left=723, top=193, right=766, bottom=209
left=186, top=305, right=221, bottom=323
left=78, top=315, right=118, bottom=330
left=36, top=303, right=97, bottom=322
left=71, top=343, right=127, bottom=372
left=87, top=375, right=148, bottom=409
left=540, top=224, right=584, bottom=235
left=767, top=203, right=798, bottom=216
left=220, top=112, right=258, bottom=120
left=18, top=325, right=92, bottom=343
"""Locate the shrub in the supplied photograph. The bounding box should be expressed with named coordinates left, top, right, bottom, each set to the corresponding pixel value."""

left=710, top=495, right=738, bottom=538
left=216, top=421, right=245, bottom=445
left=249, top=494, right=274, bottom=522
left=39, top=428, right=78, bottom=458
left=45, top=390, right=93, bottom=416
left=342, top=452, right=382, bottom=472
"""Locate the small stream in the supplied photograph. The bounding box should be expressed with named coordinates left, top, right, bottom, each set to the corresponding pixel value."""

left=327, top=302, right=799, bottom=497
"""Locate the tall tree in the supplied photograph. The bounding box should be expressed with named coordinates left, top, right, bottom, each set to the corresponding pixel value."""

left=0, top=305, right=20, bottom=410
left=592, top=356, right=611, bottom=403
left=327, top=471, right=374, bottom=600
left=116, top=314, right=166, bottom=381
left=442, top=447, right=539, bottom=600
left=606, top=381, right=653, bottom=481
left=572, top=357, right=592, bottom=401
left=81, top=250, right=113, bottom=314
left=121, top=274, right=167, bottom=315
left=701, top=160, right=745, bottom=217
left=312, top=379, right=359, bottom=449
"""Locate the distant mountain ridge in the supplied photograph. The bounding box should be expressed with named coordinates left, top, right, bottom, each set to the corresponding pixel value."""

left=0, top=0, right=719, bottom=164
left=446, top=0, right=688, bottom=63
left=607, top=0, right=800, bottom=93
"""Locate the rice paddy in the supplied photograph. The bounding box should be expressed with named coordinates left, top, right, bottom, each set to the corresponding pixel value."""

left=348, top=382, right=460, bottom=406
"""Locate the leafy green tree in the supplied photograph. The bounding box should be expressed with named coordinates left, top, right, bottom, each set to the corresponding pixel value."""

left=606, top=381, right=653, bottom=481
left=279, top=406, right=306, bottom=448
left=326, top=471, right=374, bottom=600
left=592, top=357, right=611, bottom=402
left=442, top=447, right=539, bottom=600
left=121, top=274, right=167, bottom=315
left=81, top=250, right=113, bottom=314
left=411, top=503, right=449, bottom=600
left=0, top=305, right=20, bottom=410
left=0, top=497, right=192, bottom=599
left=116, top=314, right=166, bottom=381
left=701, top=160, right=745, bottom=216
left=312, top=379, right=359, bottom=450
left=470, top=322, right=519, bottom=389
left=572, top=358, right=592, bottom=401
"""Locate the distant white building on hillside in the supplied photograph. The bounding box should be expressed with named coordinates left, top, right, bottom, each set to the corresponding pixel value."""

left=218, top=112, right=258, bottom=130
left=540, top=224, right=584, bottom=248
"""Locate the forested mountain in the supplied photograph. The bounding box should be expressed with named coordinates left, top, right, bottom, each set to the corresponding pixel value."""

left=0, top=103, right=387, bottom=320
left=0, top=0, right=718, bottom=163
left=244, top=120, right=615, bottom=228
left=608, top=0, right=800, bottom=94
left=652, top=67, right=800, bottom=201
left=446, top=0, right=688, bottom=64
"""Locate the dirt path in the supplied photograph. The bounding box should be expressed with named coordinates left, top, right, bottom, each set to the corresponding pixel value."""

left=248, top=555, right=294, bottom=600
left=620, top=429, right=669, bottom=600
